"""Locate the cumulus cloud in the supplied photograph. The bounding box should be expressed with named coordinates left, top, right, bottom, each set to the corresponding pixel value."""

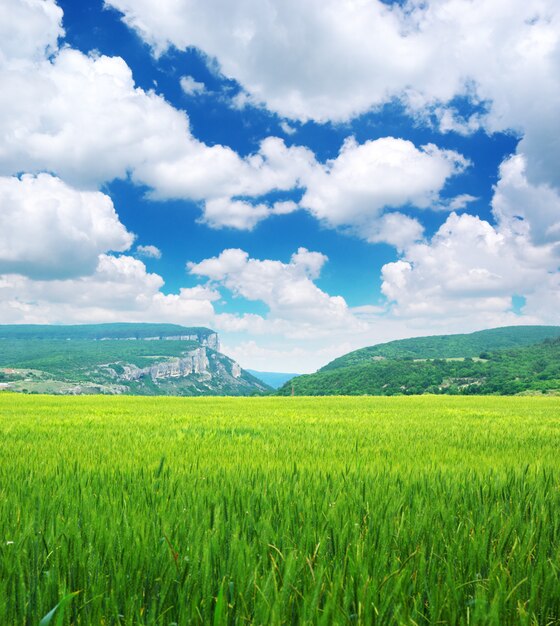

left=0, top=4, right=313, bottom=213
left=179, top=75, right=206, bottom=95
left=492, top=154, right=560, bottom=247
left=279, top=121, right=297, bottom=136
left=140, top=136, right=316, bottom=208
left=1, top=1, right=472, bottom=243
left=104, top=0, right=430, bottom=122
left=376, top=147, right=560, bottom=331
left=188, top=247, right=359, bottom=331
left=0, top=36, right=321, bottom=231
left=202, top=197, right=299, bottom=230
left=105, top=0, right=560, bottom=195
left=0, top=0, right=63, bottom=61
left=0, top=174, right=133, bottom=279
left=0, top=255, right=216, bottom=324
left=0, top=47, right=195, bottom=187
left=365, top=213, right=425, bottom=251
left=136, top=244, right=162, bottom=259
left=380, top=211, right=556, bottom=321
left=301, top=137, right=468, bottom=246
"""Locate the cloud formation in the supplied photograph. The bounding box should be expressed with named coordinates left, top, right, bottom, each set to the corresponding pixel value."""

left=301, top=137, right=468, bottom=247
left=106, top=0, right=560, bottom=195
left=1, top=0, right=470, bottom=245
left=0, top=174, right=133, bottom=279
left=136, top=245, right=162, bottom=259
left=188, top=248, right=358, bottom=333
left=180, top=75, right=206, bottom=95
left=1, top=0, right=559, bottom=371
left=0, top=254, right=215, bottom=325
left=381, top=209, right=558, bottom=323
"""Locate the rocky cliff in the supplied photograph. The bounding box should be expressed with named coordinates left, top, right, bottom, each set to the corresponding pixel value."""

left=0, top=324, right=269, bottom=396
left=109, top=344, right=266, bottom=395
left=117, top=346, right=225, bottom=382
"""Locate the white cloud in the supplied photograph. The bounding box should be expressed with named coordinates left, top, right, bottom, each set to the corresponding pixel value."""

left=0, top=174, right=133, bottom=279
left=201, top=197, right=299, bottom=230
left=104, top=0, right=429, bottom=122
left=492, top=154, right=560, bottom=247
left=140, top=136, right=316, bottom=206
left=0, top=5, right=314, bottom=216
left=445, top=194, right=478, bottom=212
left=0, top=3, right=472, bottom=241
left=380, top=211, right=556, bottom=321
left=364, top=212, right=425, bottom=251
left=201, top=198, right=272, bottom=231
left=432, top=106, right=485, bottom=137
left=524, top=273, right=560, bottom=324
left=105, top=0, right=560, bottom=195
left=0, top=3, right=320, bottom=228
left=136, top=244, right=162, bottom=259
left=0, top=0, right=63, bottom=61
left=374, top=147, right=560, bottom=334
left=300, top=137, right=468, bottom=247
left=0, top=254, right=216, bottom=324
left=279, top=121, right=297, bottom=136
left=180, top=75, right=206, bottom=95
left=188, top=247, right=359, bottom=331
left=0, top=48, right=193, bottom=187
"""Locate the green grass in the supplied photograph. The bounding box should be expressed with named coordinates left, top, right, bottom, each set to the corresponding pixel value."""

left=0, top=395, right=559, bottom=625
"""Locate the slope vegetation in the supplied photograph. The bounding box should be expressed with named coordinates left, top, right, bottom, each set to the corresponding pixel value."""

left=279, top=327, right=560, bottom=396
left=322, top=325, right=560, bottom=371
left=0, top=324, right=269, bottom=396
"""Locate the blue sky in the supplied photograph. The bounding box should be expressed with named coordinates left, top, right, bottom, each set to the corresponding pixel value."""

left=0, top=0, right=559, bottom=371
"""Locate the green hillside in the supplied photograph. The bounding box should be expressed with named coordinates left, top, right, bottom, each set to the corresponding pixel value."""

left=0, top=324, right=269, bottom=396
left=279, top=333, right=560, bottom=397
left=0, top=322, right=215, bottom=341
left=322, top=325, right=560, bottom=371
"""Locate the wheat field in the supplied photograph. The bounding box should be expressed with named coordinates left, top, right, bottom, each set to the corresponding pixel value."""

left=0, top=394, right=559, bottom=625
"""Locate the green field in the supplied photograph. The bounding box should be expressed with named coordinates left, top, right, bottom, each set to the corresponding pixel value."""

left=1, top=395, right=559, bottom=625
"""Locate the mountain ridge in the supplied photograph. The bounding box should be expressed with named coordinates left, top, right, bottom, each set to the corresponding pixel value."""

left=279, top=326, right=560, bottom=396
left=321, top=325, right=560, bottom=371
left=0, top=323, right=269, bottom=396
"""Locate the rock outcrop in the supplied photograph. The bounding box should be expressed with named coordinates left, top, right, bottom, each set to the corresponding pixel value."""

left=0, top=323, right=270, bottom=396
left=119, top=347, right=211, bottom=382
left=99, top=330, right=220, bottom=351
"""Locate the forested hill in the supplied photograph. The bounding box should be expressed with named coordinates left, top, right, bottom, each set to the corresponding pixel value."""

left=278, top=332, right=560, bottom=397
left=0, top=323, right=217, bottom=343
left=321, top=326, right=560, bottom=371
left=0, top=324, right=270, bottom=396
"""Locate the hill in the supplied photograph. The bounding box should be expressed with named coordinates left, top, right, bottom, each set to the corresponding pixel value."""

left=278, top=327, right=560, bottom=397
left=0, top=322, right=219, bottom=344
left=0, top=324, right=270, bottom=396
left=321, top=325, right=560, bottom=371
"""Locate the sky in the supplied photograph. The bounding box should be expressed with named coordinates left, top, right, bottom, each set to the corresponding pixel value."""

left=1, top=0, right=559, bottom=373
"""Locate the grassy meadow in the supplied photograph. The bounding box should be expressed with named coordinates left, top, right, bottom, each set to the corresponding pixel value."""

left=0, top=394, right=559, bottom=625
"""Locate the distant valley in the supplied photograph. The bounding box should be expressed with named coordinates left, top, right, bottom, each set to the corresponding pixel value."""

left=246, top=370, right=299, bottom=389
